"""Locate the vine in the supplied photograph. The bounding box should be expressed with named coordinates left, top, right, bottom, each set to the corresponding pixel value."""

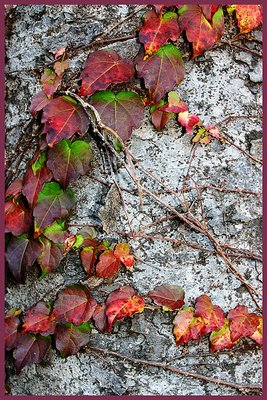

left=5, top=4, right=262, bottom=393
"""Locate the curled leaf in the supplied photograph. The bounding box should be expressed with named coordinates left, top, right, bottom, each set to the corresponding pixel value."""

left=114, top=243, right=134, bottom=269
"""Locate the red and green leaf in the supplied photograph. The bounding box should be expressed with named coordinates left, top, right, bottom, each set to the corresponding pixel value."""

left=41, top=69, right=62, bottom=99
left=178, top=111, right=201, bottom=133
left=96, top=249, right=121, bottom=278
left=80, top=246, right=96, bottom=277
left=47, top=139, right=93, bottom=188
left=55, top=322, right=91, bottom=357
left=106, top=285, right=145, bottom=332
left=160, top=91, right=188, bottom=113
left=41, top=96, right=89, bottom=147
left=14, top=334, right=51, bottom=373
left=209, top=318, right=236, bottom=352
left=22, top=152, right=53, bottom=208
left=150, top=100, right=173, bottom=131
left=33, top=182, right=76, bottom=237
left=92, top=303, right=108, bottom=333
left=195, top=294, right=225, bottom=334
left=29, top=90, right=51, bottom=117
left=43, top=220, right=69, bottom=243
left=37, top=236, right=65, bottom=276
left=147, top=284, right=185, bottom=310
left=114, top=243, right=134, bottom=269
left=5, top=198, right=32, bottom=236
left=178, top=5, right=224, bottom=58
left=136, top=44, right=185, bottom=103
left=5, top=308, right=22, bottom=351
left=22, top=301, right=56, bottom=336
left=173, top=306, right=205, bottom=346
left=5, top=235, right=43, bottom=283
left=51, top=285, right=97, bottom=326
left=78, top=49, right=135, bottom=97
left=91, top=90, right=144, bottom=142
left=139, top=10, right=180, bottom=55
left=227, top=305, right=260, bottom=342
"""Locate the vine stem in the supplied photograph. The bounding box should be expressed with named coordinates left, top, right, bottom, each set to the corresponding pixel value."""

left=84, top=345, right=262, bottom=394
left=65, top=92, right=262, bottom=310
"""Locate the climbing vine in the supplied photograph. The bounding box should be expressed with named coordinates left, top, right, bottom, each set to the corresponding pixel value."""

left=5, top=4, right=262, bottom=392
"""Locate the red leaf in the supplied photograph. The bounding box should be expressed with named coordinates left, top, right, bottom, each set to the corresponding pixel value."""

left=29, top=90, right=51, bottom=117
left=33, top=182, right=76, bottom=237
left=195, top=294, right=225, bottom=334
left=47, top=139, right=93, bottom=188
left=78, top=50, right=134, bottom=97
left=22, top=152, right=53, bottom=208
left=41, top=96, right=89, bottom=147
left=160, top=91, right=188, bottom=113
left=233, top=5, right=262, bottom=34
left=139, top=10, right=180, bottom=55
left=106, top=285, right=145, bottom=332
left=200, top=5, right=219, bottom=21
left=227, top=305, right=260, bottom=342
left=91, top=90, right=144, bottom=142
left=5, top=198, right=32, bottom=236
left=51, top=285, right=97, bottom=326
left=147, top=284, right=185, bottom=310
left=114, top=243, right=134, bottom=269
left=5, top=308, right=22, bottom=351
left=37, top=237, right=65, bottom=276
left=209, top=318, right=236, bottom=352
left=14, top=334, right=51, bottom=373
left=80, top=246, right=96, bottom=277
left=136, top=44, right=185, bottom=103
left=178, top=111, right=201, bottom=133
left=5, top=235, right=42, bottom=283
left=173, top=306, right=205, bottom=346
left=92, top=303, right=108, bottom=333
left=41, top=68, right=61, bottom=98
left=150, top=100, right=172, bottom=131
left=96, top=249, right=121, bottom=278
left=22, top=301, right=56, bottom=336
left=178, top=5, right=224, bottom=58
left=55, top=322, right=91, bottom=357
left=5, top=178, right=23, bottom=199
left=249, top=316, right=263, bottom=346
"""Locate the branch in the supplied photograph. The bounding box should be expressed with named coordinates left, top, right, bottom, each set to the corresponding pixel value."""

left=84, top=345, right=262, bottom=395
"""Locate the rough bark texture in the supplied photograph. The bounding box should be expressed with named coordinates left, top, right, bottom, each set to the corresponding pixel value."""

left=5, top=5, right=262, bottom=396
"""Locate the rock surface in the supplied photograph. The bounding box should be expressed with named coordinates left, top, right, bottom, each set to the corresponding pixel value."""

left=5, top=5, right=262, bottom=396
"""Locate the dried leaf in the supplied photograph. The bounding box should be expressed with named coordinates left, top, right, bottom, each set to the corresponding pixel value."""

left=41, top=96, right=89, bottom=147
left=79, top=49, right=134, bottom=96
left=227, top=305, right=260, bottom=342
left=195, top=294, right=225, bottom=334
left=5, top=308, right=22, bottom=351
left=54, top=60, right=68, bottom=77
left=14, top=334, right=51, bottom=373
left=55, top=322, right=91, bottom=357
left=106, top=285, right=145, bottom=332
left=33, top=182, right=76, bottom=237
left=139, top=10, right=180, bottom=55
left=91, top=90, right=144, bottom=142
left=47, top=139, right=93, bottom=188
left=51, top=285, right=97, bottom=326
left=22, top=301, right=56, bottom=336
left=147, top=284, right=185, bottom=310
left=136, top=44, right=185, bottom=103
left=96, top=249, right=121, bottom=278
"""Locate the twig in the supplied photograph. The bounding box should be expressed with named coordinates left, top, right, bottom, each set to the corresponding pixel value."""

left=221, top=135, right=262, bottom=165
left=85, top=345, right=262, bottom=394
